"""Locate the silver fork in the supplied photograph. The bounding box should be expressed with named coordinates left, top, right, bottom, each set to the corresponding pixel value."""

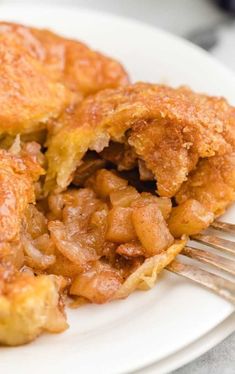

left=167, top=221, right=235, bottom=305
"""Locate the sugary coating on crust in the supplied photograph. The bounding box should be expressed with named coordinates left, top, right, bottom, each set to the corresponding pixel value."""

left=0, top=35, right=71, bottom=135
left=45, top=83, right=235, bottom=195
left=176, top=153, right=235, bottom=216
left=0, top=22, right=129, bottom=97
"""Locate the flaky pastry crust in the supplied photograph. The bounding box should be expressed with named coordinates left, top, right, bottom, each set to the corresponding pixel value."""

left=45, top=83, right=235, bottom=201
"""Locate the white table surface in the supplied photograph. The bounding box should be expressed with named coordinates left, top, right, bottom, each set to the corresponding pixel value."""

left=1, top=0, right=235, bottom=373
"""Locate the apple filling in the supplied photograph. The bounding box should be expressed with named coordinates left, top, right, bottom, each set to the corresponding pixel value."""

left=37, top=143, right=212, bottom=304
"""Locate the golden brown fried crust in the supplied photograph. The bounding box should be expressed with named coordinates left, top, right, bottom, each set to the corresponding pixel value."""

left=0, top=22, right=129, bottom=97
left=0, top=149, right=44, bottom=242
left=45, top=83, right=235, bottom=196
left=0, top=35, right=71, bottom=135
left=176, top=153, right=235, bottom=216
left=0, top=265, right=68, bottom=346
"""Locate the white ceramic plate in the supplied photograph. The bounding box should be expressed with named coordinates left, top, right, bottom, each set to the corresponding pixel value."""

left=137, top=312, right=235, bottom=374
left=0, top=4, right=234, bottom=374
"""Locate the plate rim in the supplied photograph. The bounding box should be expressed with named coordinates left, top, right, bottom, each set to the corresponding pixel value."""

left=135, top=312, right=235, bottom=374
left=1, top=1, right=235, bottom=81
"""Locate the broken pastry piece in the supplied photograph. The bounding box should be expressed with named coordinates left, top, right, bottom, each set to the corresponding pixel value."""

left=0, top=266, right=67, bottom=346
left=45, top=83, right=235, bottom=197
left=45, top=83, right=235, bottom=225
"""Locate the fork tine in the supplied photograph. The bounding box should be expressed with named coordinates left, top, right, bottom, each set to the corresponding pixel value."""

left=192, top=234, right=235, bottom=255
left=167, top=260, right=235, bottom=304
left=211, top=220, right=235, bottom=234
left=182, top=246, right=235, bottom=276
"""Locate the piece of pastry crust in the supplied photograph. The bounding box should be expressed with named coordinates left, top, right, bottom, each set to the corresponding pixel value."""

left=0, top=35, right=71, bottom=135
left=0, top=22, right=129, bottom=97
left=45, top=83, right=235, bottom=199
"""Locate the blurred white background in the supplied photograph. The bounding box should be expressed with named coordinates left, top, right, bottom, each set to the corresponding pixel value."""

left=2, top=0, right=235, bottom=71
left=0, top=0, right=228, bottom=34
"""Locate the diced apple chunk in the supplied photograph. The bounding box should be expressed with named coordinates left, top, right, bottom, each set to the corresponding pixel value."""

left=106, top=207, right=137, bottom=242
left=116, top=241, right=144, bottom=257
left=110, top=186, right=140, bottom=207
left=132, top=203, right=174, bottom=256
left=167, top=199, right=214, bottom=237
left=136, top=192, right=172, bottom=219
left=90, top=169, right=128, bottom=198
left=70, top=262, right=122, bottom=304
